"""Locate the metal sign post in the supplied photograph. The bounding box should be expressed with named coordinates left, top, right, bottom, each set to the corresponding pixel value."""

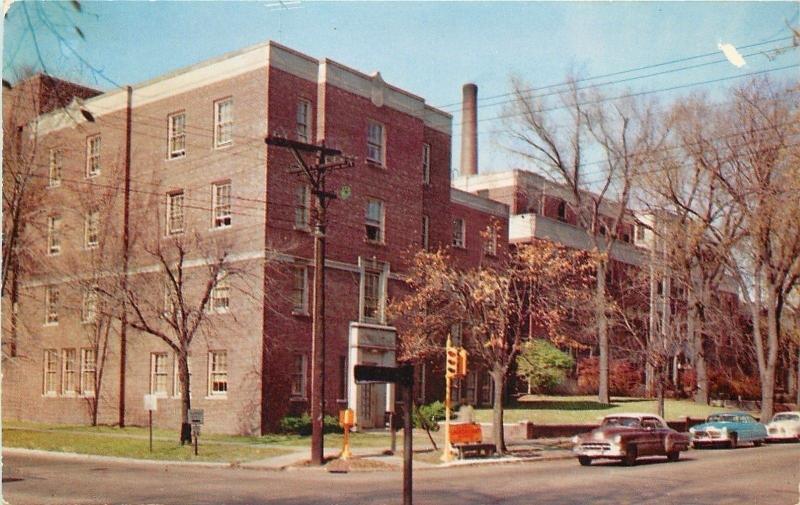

left=143, top=395, right=158, bottom=452
left=354, top=364, right=413, bottom=505
left=188, top=409, right=204, bottom=456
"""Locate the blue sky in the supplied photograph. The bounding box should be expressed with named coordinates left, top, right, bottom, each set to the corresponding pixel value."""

left=3, top=1, right=799, bottom=171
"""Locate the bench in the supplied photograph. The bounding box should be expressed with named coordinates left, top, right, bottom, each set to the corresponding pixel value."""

left=449, top=423, right=496, bottom=459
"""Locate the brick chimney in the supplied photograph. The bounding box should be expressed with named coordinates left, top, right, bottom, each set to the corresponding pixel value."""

left=460, top=83, right=478, bottom=176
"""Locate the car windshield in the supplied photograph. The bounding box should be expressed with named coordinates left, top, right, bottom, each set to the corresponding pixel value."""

left=602, top=417, right=641, bottom=428
left=707, top=414, right=738, bottom=423
left=772, top=413, right=800, bottom=422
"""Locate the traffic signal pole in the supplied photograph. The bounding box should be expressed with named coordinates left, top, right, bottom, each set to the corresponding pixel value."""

left=265, top=136, right=354, bottom=466
left=442, top=335, right=454, bottom=463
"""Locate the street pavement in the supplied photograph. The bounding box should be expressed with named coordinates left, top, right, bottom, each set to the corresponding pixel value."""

left=2, top=443, right=799, bottom=505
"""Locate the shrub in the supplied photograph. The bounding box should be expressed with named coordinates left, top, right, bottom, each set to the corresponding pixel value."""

left=516, top=339, right=574, bottom=393
left=278, top=413, right=343, bottom=435
left=577, top=357, right=643, bottom=397
left=413, top=401, right=445, bottom=431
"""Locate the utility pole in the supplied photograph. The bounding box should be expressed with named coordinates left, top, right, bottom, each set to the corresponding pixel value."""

left=265, top=136, right=354, bottom=466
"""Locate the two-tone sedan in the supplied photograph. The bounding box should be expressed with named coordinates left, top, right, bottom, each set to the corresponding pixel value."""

left=766, top=411, right=800, bottom=442
left=572, top=413, right=690, bottom=466
left=689, top=412, right=767, bottom=448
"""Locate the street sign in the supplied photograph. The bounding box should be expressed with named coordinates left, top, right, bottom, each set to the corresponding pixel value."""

left=354, top=364, right=413, bottom=386
left=188, top=409, right=204, bottom=425
left=143, top=394, right=158, bottom=411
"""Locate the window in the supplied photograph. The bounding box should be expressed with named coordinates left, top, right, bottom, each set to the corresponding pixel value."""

left=80, top=348, right=96, bottom=396
left=43, top=349, right=58, bottom=396
left=292, top=266, right=308, bottom=314
left=48, top=148, right=62, bottom=187
left=296, top=99, right=311, bottom=142
left=484, top=227, right=497, bottom=256
left=294, top=185, right=311, bottom=230
left=45, top=286, right=59, bottom=325
left=212, top=182, right=232, bottom=228
left=150, top=353, right=169, bottom=396
left=452, top=218, right=465, bottom=248
left=422, top=215, right=430, bottom=250
left=84, top=211, right=99, bottom=249
left=367, top=121, right=384, bottom=165
left=636, top=224, right=646, bottom=241
left=365, top=199, right=384, bottom=243
left=214, top=98, right=233, bottom=148
left=62, top=348, right=77, bottom=396
left=415, top=363, right=426, bottom=403
left=210, top=271, right=230, bottom=313
left=557, top=201, right=567, bottom=221
left=86, top=135, right=101, bottom=177
left=362, top=270, right=382, bottom=322
left=163, top=277, right=176, bottom=317
left=208, top=351, right=228, bottom=396
left=422, top=143, right=430, bottom=184
left=480, top=371, right=494, bottom=405
left=81, top=288, right=98, bottom=323
left=167, top=191, right=184, bottom=234
left=168, top=112, right=186, bottom=158
left=465, top=371, right=478, bottom=405
left=291, top=354, right=307, bottom=397
left=47, top=216, right=61, bottom=255
left=173, top=354, right=192, bottom=398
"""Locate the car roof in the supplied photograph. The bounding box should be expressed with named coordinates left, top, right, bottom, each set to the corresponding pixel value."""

left=773, top=411, right=800, bottom=416
left=604, top=413, right=667, bottom=423
left=710, top=411, right=752, bottom=416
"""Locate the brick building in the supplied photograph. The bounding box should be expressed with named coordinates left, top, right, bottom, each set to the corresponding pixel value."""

left=1, top=41, right=508, bottom=434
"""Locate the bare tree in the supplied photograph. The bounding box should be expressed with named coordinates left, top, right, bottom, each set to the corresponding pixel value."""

left=504, top=76, right=665, bottom=403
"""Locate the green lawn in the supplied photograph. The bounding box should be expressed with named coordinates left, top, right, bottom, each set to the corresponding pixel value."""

left=474, top=396, right=750, bottom=424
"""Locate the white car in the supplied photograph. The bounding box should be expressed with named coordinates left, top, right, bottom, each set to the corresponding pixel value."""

left=766, top=411, right=800, bottom=442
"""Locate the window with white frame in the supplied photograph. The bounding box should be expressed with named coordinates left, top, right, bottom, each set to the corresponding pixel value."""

left=636, top=223, right=647, bottom=241
left=45, top=286, right=59, bottom=325
left=81, top=288, right=98, bottom=323
left=296, top=99, right=311, bottom=142
left=291, top=354, right=307, bottom=398
left=214, top=98, right=233, bottom=148
left=84, top=210, right=100, bottom=249
left=483, top=227, right=497, bottom=256
left=62, top=348, right=77, bottom=395
left=210, top=271, right=230, bottom=312
left=150, top=352, right=169, bottom=396
left=47, top=215, right=61, bottom=255
left=422, top=215, right=430, bottom=250
left=163, top=277, right=176, bottom=317
left=80, top=348, right=96, bottom=396
left=86, top=135, right=101, bottom=177
left=167, top=191, right=185, bottom=234
left=168, top=112, right=186, bottom=159
left=294, top=185, right=311, bottom=230
left=43, top=349, right=58, bottom=395
left=365, top=199, right=384, bottom=243
left=49, top=148, right=62, bottom=187
left=212, top=181, right=232, bottom=228
left=208, top=350, right=228, bottom=396
left=292, top=266, right=308, bottom=314
left=422, top=143, right=430, bottom=184
left=367, top=121, right=385, bottom=165
left=361, top=269, right=383, bottom=323
left=173, top=354, right=192, bottom=398
left=452, top=218, right=466, bottom=248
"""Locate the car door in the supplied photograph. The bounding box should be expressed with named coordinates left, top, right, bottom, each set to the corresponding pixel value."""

left=641, top=417, right=664, bottom=455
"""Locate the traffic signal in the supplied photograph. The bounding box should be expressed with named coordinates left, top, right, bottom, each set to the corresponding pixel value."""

left=446, top=346, right=459, bottom=379
left=457, top=348, right=468, bottom=377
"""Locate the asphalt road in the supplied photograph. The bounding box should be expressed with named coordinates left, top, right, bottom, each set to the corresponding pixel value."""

left=3, top=443, right=799, bottom=505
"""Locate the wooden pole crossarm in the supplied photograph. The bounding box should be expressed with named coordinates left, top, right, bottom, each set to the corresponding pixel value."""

left=265, top=136, right=342, bottom=156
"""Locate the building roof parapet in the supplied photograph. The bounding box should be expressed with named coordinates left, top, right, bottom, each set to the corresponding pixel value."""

left=450, top=188, right=509, bottom=218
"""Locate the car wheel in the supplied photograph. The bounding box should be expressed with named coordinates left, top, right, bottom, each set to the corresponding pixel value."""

left=623, top=445, right=638, bottom=466
left=667, top=451, right=680, bottom=462
left=753, top=439, right=763, bottom=447
left=578, top=456, right=592, bottom=466
left=728, top=433, right=738, bottom=449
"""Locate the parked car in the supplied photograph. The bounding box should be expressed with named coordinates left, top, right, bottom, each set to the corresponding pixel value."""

left=766, top=411, right=800, bottom=442
left=572, top=413, right=690, bottom=466
left=689, top=412, right=767, bottom=448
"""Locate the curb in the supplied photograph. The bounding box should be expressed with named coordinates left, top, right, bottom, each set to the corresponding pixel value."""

left=3, top=447, right=245, bottom=469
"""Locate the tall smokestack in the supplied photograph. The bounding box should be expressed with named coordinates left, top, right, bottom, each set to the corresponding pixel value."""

left=460, top=83, right=478, bottom=176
